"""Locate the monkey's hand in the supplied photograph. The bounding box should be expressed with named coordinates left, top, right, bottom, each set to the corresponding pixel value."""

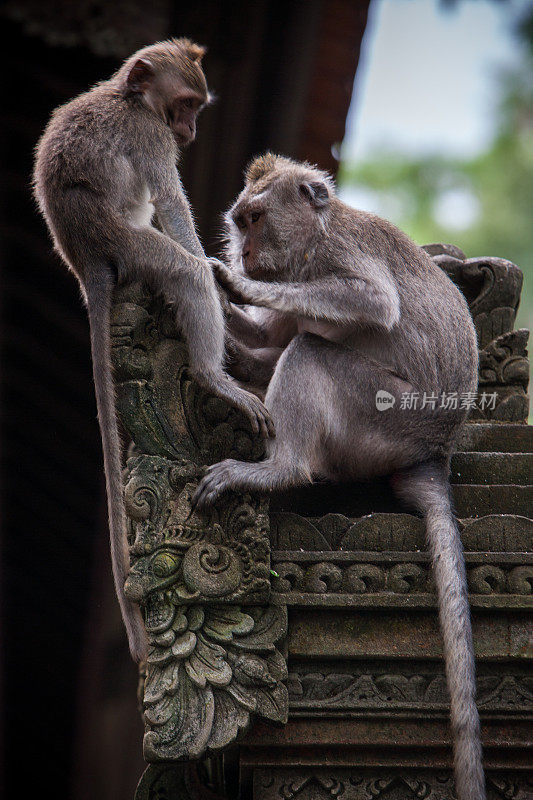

left=207, top=256, right=228, bottom=277
left=211, top=260, right=249, bottom=305
left=216, top=283, right=232, bottom=318
left=207, top=258, right=232, bottom=316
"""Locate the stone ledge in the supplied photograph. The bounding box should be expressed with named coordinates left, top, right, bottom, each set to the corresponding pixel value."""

left=269, top=512, right=533, bottom=551
left=458, top=422, right=533, bottom=453
left=451, top=452, right=532, bottom=484
left=286, top=609, right=531, bottom=659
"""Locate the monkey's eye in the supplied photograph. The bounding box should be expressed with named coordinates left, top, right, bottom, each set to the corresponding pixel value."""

left=182, top=98, right=193, bottom=109
left=250, top=211, right=262, bottom=224
left=234, top=215, right=246, bottom=230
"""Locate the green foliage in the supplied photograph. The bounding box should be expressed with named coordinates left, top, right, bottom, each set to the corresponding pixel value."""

left=339, top=47, right=533, bottom=334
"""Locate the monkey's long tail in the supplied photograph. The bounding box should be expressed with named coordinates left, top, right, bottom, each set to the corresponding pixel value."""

left=393, top=461, right=486, bottom=800
left=85, top=268, right=148, bottom=663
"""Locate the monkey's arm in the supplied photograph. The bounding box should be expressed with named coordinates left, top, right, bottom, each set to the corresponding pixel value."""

left=228, top=304, right=297, bottom=348
left=148, top=164, right=205, bottom=258
left=226, top=305, right=267, bottom=346
left=216, top=264, right=400, bottom=330
left=225, top=334, right=283, bottom=388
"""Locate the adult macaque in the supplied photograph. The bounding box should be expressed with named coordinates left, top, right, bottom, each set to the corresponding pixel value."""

left=33, top=40, right=273, bottom=663
left=194, top=154, right=485, bottom=800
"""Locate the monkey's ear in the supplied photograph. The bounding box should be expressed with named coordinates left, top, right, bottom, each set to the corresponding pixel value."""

left=299, top=181, right=330, bottom=209
left=126, top=58, right=154, bottom=92
left=187, top=43, right=206, bottom=63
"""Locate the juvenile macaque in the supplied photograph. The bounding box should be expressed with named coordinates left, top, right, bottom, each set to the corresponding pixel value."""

left=33, top=40, right=273, bottom=663
left=194, top=154, right=485, bottom=800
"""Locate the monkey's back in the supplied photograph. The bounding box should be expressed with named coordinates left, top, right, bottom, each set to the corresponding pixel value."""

left=333, top=203, right=478, bottom=398
left=34, top=84, right=173, bottom=275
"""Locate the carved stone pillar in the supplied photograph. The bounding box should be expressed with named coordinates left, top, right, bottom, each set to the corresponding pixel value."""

left=110, top=282, right=288, bottom=775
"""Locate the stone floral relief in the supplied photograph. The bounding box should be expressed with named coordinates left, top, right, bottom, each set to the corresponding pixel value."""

left=124, top=455, right=272, bottom=606
left=479, top=329, right=529, bottom=387
left=269, top=511, right=533, bottom=553
left=270, top=558, right=533, bottom=598
left=287, top=667, right=533, bottom=714
left=141, top=602, right=287, bottom=760
left=253, top=769, right=533, bottom=800
left=423, top=246, right=524, bottom=347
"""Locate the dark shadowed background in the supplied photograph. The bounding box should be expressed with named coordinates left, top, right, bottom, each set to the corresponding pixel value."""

left=0, top=1, right=369, bottom=797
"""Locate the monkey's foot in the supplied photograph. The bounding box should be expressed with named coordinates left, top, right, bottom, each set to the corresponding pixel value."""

left=218, top=380, right=275, bottom=439
left=197, top=370, right=274, bottom=438
left=192, top=459, right=242, bottom=508
left=233, top=389, right=275, bottom=439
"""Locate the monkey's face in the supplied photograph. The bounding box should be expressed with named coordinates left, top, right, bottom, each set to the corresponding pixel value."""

left=166, top=86, right=208, bottom=146
left=126, top=55, right=209, bottom=147
left=227, top=175, right=331, bottom=280
left=148, top=75, right=207, bottom=146
left=230, top=200, right=272, bottom=279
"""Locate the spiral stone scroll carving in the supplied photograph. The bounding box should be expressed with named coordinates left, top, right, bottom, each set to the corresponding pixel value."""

left=123, top=455, right=272, bottom=606
left=424, top=245, right=530, bottom=421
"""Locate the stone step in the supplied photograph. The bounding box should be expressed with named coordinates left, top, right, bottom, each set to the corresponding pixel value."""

left=458, top=423, right=533, bottom=453
left=270, top=480, right=533, bottom=518
left=451, top=452, right=532, bottom=485
left=268, top=425, right=533, bottom=518
left=452, top=484, right=532, bottom=518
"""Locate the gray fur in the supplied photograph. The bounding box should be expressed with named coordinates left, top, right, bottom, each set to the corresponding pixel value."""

left=194, top=154, right=485, bottom=800
left=33, top=41, right=272, bottom=663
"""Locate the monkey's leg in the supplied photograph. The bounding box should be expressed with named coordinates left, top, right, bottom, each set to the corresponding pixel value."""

left=193, top=333, right=436, bottom=508
left=226, top=304, right=269, bottom=347
left=193, top=334, right=329, bottom=506
left=225, top=334, right=283, bottom=389
left=120, top=227, right=274, bottom=438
